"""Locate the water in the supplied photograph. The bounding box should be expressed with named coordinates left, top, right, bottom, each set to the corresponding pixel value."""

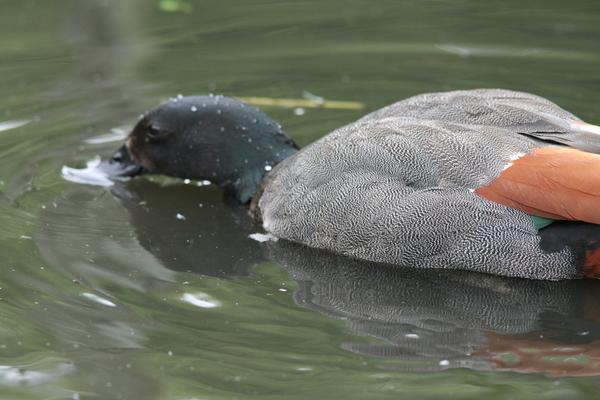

left=1, top=0, right=600, bottom=398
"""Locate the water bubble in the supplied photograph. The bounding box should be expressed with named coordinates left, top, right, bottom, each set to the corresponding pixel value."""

left=176, top=213, right=186, bottom=221
left=177, top=94, right=183, bottom=99
left=405, top=333, right=419, bottom=339
left=439, top=360, right=450, bottom=367
left=293, top=107, right=306, bottom=116
left=220, top=127, right=225, bottom=132
left=264, top=165, right=272, bottom=171
left=216, top=109, right=222, bottom=115
left=190, top=106, right=198, bottom=112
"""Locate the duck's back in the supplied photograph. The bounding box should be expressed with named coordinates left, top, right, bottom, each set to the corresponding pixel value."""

left=360, top=88, right=577, bottom=132
left=360, top=88, right=600, bottom=153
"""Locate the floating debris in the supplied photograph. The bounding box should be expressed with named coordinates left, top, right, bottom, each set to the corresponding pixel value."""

left=236, top=96, right=364, bottom=110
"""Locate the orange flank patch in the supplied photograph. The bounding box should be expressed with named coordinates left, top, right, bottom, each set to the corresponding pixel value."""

left=583, top=247, right=600, bottom=278
left=475, top=147, right=600, bottom=224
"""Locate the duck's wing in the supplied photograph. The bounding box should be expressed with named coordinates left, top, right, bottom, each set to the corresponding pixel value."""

left=361, top=89, right=600, bottom=154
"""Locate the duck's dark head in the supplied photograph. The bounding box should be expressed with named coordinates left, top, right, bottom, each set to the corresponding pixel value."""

left=111, top=95, right=298, bottom=203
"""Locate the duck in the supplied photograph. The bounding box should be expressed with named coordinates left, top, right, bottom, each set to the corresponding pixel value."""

left=100, top=89, right=600, bottom=281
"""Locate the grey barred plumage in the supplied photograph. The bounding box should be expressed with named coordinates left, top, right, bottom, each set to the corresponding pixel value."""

left=257, top=105, right=576, bottom=280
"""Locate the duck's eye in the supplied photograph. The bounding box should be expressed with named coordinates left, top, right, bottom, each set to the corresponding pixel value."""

left=146, top=124, right=168, bottom=141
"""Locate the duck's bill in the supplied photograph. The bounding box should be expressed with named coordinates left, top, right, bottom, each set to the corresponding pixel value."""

left=61, top=143, right=146, bottom=187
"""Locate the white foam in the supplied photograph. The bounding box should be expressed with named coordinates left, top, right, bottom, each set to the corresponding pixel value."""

left=61, top=157, right=115, bottom=187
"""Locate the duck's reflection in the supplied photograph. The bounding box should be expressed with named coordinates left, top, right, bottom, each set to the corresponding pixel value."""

left=112, top=180, right=600, bottom=377
left=268, top=241, right=600, bottom=376
left=110, top=179, right=264, bottom=277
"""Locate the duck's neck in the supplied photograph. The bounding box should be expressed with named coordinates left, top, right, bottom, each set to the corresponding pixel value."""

left=222, top=142, right=298, bottom=204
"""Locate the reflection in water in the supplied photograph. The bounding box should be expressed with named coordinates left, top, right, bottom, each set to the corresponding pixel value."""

left=56, top=0, right=150, bottom=116
left=39, top=180, right=600, bottom=379
left=268, top=241, right=600, bottom=377
left=110, top=179, right=264, bottom=277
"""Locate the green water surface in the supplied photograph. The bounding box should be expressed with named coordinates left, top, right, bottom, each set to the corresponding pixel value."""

left=1, top=1, right=600, bottom=399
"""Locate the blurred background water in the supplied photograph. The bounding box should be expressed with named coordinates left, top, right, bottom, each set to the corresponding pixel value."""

left=1, top=0, right=600, bottom=399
